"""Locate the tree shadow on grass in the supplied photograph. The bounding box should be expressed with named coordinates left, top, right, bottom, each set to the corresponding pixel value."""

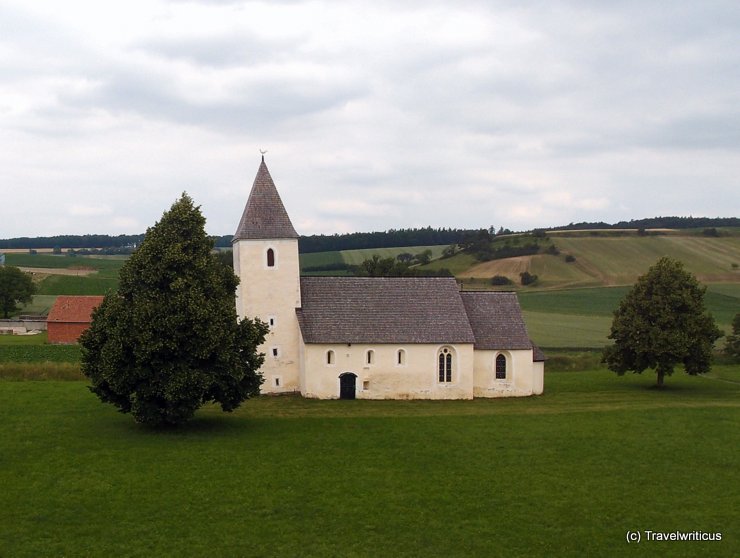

left=109, top=410, right=257, bottom=439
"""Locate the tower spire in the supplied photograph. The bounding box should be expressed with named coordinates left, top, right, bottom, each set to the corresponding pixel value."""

left=233, top=158, right=298, bottom=241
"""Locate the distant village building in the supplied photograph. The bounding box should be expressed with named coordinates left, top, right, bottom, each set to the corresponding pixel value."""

left=47, top=296, right=104, bottom=344
left=233, top=159, right=545, bottom=399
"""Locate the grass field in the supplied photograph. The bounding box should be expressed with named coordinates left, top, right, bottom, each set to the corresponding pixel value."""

left=0, top=331, right=81, bottom=363
left=4, top=253, right=125, bottom=272
left=443, top=233, right=740, bottom=289
left=552, top=236, right=740, bottom=285
left=520, top=285, right=740, bottom=349
left=4, top=253, right=125, bottom=302
left=1, top=367, right=738, bottom=557
left=34, top=274, right=119, bottom=295
left=299, top=245, right=451, bottom=273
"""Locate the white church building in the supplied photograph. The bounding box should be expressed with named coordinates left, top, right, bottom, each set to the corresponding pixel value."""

left=233, top=159, right=545, bottom=400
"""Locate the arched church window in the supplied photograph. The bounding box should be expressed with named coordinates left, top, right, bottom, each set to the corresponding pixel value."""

left=438, top=347, right=453, bottom=382
left=327, top=350, right=335, bottom=365
left=366, top=349, right=374, bottom=365
left=266, top=248, right=275, bottom=267
left=496, top=354, right=507, bottom=379
left=397, top=349, right=406, bottom=366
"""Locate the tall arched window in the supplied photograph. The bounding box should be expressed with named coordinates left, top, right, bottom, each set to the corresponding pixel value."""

left=366, top=349, right=374, bottom=365
left=496, top=354, right=507, bottom=379
left=327, top=350, right=335, bottom=365
left=438, top=347, right=453, bottom=382
left=266, top=248, right=275, bottom=267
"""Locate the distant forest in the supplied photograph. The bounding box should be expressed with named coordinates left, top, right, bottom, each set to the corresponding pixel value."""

left=1, top=217, right=738, bottom=253
left=551, top=216, right=740, bottom=231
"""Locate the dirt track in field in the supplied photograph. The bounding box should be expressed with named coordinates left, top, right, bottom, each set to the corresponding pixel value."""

left=18, top=267, right=97, bottom=276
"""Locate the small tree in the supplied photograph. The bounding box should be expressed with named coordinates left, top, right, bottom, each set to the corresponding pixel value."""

left=414, top=249, right=433, bottom=265
left=724, top=313, right=740, bottom=361
left=0, top=266, right=36, bottom=318
left=603, top=257, right=722, bottom=387
left=80, top=194, right=268, bottom=426
left=519, top=271, right=538, bottom=286
left=491, top=275, right=513, bottom=286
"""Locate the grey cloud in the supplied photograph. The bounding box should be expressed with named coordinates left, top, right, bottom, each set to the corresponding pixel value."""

left=135, top=35, right=291, bottom=68
left=60, top=66, right=364, bottom=135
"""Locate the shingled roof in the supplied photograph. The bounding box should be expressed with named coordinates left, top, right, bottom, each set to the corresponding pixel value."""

left=459, top=291, right=533, bottom=350
left=234, top=159, right=299, bottom=241
left=47, top=296, right=104, bottom=323
left=297, top=277, right=476, bottom=344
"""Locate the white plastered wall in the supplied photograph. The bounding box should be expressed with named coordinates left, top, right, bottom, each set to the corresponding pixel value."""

left=301, top=343, right=475, bottom=399
left=234, top=238, right=302, bottom=393
left=473, top=349, right=542, bottom=397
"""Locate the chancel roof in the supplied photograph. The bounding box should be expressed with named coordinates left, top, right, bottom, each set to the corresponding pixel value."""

left=459, top=291, right=533, bottom=350
left=234, top=159, right=298, bottom=241
left=297, top=277, right=476, bottom=344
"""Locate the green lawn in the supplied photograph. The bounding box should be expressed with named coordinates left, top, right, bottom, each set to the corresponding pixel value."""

left=0, top=368, right=738, bottom=557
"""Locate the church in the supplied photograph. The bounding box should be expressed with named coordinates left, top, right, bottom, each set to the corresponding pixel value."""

left=232, top=159, right=545, bottom=399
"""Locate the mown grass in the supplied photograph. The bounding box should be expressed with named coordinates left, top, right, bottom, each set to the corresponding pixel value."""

left=339, top=245, right=449, bottom=265
left=299, top=250, right=345, bottom=270
left=552, top=236, right=740, bottom=284
left=5, top=253, right=125, bottom=297
left=0, top=367, right=738, bottom=557
left=35, top=274, right=119, bottom=295
left=5, top=253, right=126, bottom=272
left=299, top=246, right=451, bottom=273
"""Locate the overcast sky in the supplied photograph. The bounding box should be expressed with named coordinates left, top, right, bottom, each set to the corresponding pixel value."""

left=2, top=0, right=739, bottom=238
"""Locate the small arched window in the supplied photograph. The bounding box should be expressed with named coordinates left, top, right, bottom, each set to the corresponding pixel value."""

left=496, top=354, right=507, bottom=379
left=438, top=347, right=453, bottom=382
left=397, top=349, right=406, bottom=366
left=327, top=350, right=335, bottom=365
left=266, top=248, right=275, bottom=267
left=366, top=349, right=374, bottom=365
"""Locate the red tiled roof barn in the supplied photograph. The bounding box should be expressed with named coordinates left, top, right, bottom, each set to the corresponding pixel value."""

left=46, top=296, right=104, bottom=344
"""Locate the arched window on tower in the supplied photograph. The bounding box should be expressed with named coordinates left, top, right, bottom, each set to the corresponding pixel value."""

left=266, top=248, right=275, bottom=268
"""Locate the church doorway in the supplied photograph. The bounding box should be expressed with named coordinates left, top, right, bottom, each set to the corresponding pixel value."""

left=339, top=373, right=357, bottom=400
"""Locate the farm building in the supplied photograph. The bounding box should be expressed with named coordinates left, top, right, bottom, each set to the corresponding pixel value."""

left=233, top=158, right=544, bottom=399
left=47, top=296, right=104, bottom=344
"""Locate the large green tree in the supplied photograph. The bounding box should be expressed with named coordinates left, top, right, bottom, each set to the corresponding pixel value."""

left=0, top=265, right=36, bottom=318
left=603, top=257, right=721, bottom=387
left=80, top=194, right=268, bottom=426
left=724, top=313, right=740, bottom=361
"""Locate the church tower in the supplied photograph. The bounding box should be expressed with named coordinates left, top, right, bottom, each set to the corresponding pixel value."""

left=233, top=157, right=301, bottom=393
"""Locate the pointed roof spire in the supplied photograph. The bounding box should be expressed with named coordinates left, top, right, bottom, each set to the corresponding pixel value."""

left=234, top=158, right=299, bottom=241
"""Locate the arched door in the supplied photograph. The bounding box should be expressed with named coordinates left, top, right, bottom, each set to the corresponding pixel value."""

left=339, top=373, right=357, bottom=400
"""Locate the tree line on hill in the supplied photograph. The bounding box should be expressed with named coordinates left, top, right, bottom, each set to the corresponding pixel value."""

left=2, top=216, right=737, bottom=253
left=0, top=228, right=480, bottom=252
left=552, top=216, right=740, bottom=231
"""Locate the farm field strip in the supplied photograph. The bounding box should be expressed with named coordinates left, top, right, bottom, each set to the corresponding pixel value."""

left=552, top=236, right=740, bottom=284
